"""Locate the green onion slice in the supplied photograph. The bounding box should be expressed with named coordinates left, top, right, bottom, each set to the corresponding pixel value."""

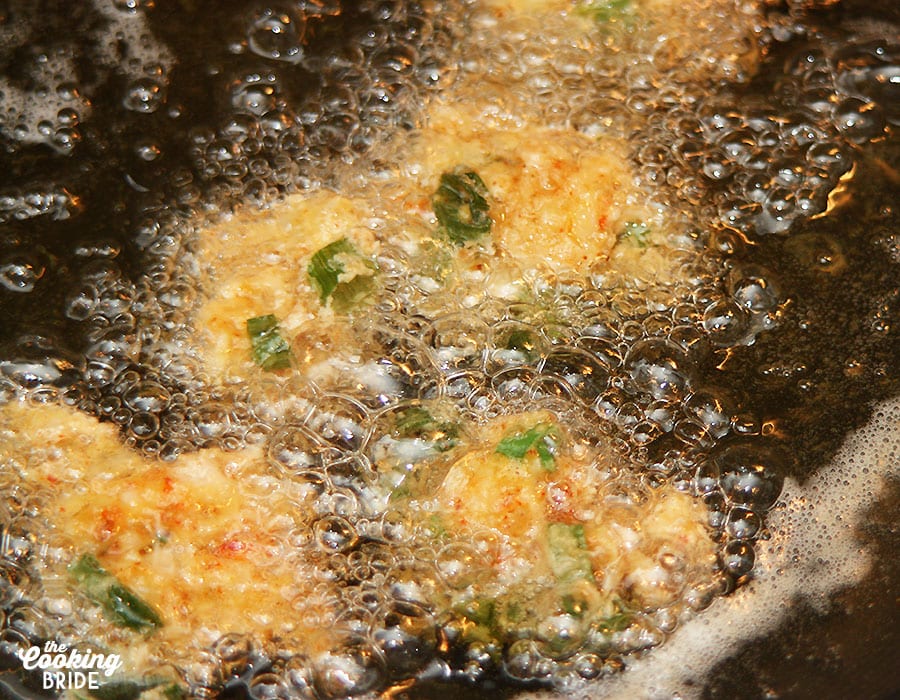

left=69, top=554, right=163, bottom=633
left=598, top=600, right=633, bottom=632
left=495, top=422, right=560, bottom=471
left=394, top=406, right=459, bottom=452
left=618, top=221, right=651, bottom=248
left=432, top=167, right=493, bottom=245
left=547, top=523, right=596, bottom=585
left=578, top=0, right=632, bottom=23
left=246, top=314, right=292, bottom=370
left=307, top=237, right=378, bottom=312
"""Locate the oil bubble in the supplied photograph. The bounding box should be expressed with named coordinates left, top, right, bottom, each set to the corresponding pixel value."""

left=314, top=515, right=358, bottom=553
left=371, top=601, right=437, bottom=676
left=312, top=641, right=385, bottom=698
left=0, top=260, right=40, bottom=293
left=783, top=232, right=847, bottom=273
left=248, top=9, right=306, bottom=64
left=726, top=506, right=762, bottom=540
left=713, top=440, right=787, bottom=511
left=720, top=539, right=756, bottom=578
left=624, top=339, right=692, bottom=401
left=248, top=672, right=291, bottom=700
left=539, top=348, right=610, bottom=403
left=702, top=300, right=751, bottom=347
left=123, top=78, right=165, bottom=113
left=832, top=97, right=885, bottom=144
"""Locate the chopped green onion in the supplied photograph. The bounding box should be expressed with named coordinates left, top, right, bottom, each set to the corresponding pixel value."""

left=389, top=482, right=412, bottom=501
left=88, top=679, right=161, bottom=700
left=394, top=406, right=459, bottom=452
left=394, top=406, right=437, bottom=435
left=490, top=595, right=536, bottom=640
left=505, top=329, right=535, bottom=352
left=598, top=599, right=633, bottom=632
left=426, top=513, right=447, bottom=538
left=162, top=686, right=187, bottom=700
left=547, top=523, right=596, bottom=585
left=458, top=597, right=496, bottom=628
left=503, top=600, right=523, bottom=625
left=495, top=423, right=560, bottom=471
left=600, top=610, right=632, bottom=632
left=561, top=593, right=590, bottom=618
left=163, top=683, right=187, bottom=700
left=307, top=237, right=378, bottom=312
left=578, top=0, right=632, bottom=23
left=69, top=554, right=163, bottom=633
left=454, top=598, right=500, bottom=645
left=85, top=678, right=184, bottom=700
left=503, top=329, right=537, bottom=360
left=618, top=221, right=651, bottom=248
left=246, top=314, right=292, bottom=371
left=432, top=167, right=493, bottom=245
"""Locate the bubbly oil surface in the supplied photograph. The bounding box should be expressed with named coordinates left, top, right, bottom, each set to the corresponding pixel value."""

left=0, top=0, right=898, bottom=698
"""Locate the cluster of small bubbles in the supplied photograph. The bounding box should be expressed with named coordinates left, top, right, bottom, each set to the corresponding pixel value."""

left=183, top=0, right=464, bottom=206
left=282, top=212, right=772, bottom=685
left=626, top=28, right=899, bottom=239
left=1, top=0, right=469, bottom=431
left=0, top=52, right=91, bottom=158
left=0, top=189, right=76, bottom=223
